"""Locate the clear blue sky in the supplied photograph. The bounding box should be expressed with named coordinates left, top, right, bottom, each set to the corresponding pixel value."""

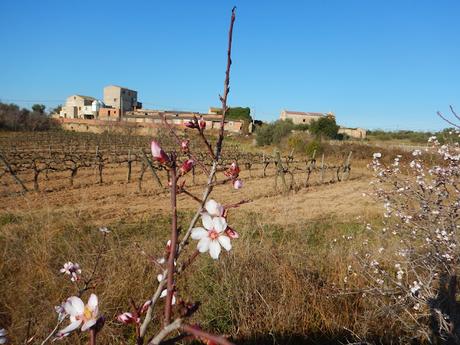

left=1, top=0, right=459, bottom=131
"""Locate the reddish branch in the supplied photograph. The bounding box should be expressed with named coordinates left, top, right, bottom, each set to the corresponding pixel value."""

left=181, top=324, right=234, bottom=345
left=164, top=155, right=178, bottom=325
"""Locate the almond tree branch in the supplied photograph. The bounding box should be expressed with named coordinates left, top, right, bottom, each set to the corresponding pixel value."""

left=181, top=324, right=234, bottom=345
left=164, top=155, right=178, bottom=325
left=215, top=6, right=236, bottom=161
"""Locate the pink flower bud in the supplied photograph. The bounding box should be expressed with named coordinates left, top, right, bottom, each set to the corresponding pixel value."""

left=179, top=159, right=194, bottom=176
left=117, top=312, right=139, bottom=324
left=199, top=116, right=206, bottom=130
left=225, top=227, right=239, bottom=239
left=140, top=300, right=152, bottom=314
left=233, top=179, right=243, bottom=189
left=225, top=162, right=240, bottom=178
left=185, top=121, right=198, bottom=129
left=151, top=140, right=169, bottom=164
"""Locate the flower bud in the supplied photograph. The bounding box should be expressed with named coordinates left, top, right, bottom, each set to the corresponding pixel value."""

left=224, top=161, right=240, bottom=178
left=199, top=116, right=206, bottom=130
left=233, top=179, right=243, bottom=190
left=151, top=140, right=169, bottom=164
left=179, top=159, right=194, bottom=176
left=225, top=227, right=239, bottom=239
left=117, top=312, right=139, bottom=324
left=185, top=121, right=198, bottom=129
left=140, top=300, right=152, bottom=314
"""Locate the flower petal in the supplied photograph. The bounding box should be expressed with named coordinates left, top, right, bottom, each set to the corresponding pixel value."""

left=213, top=217, right=227, bottom=233
left=201, top=213, right=213, bottom=230
left=87, top=294, right=98, bottom=312
left=209, top=240, right=221, bottom=259
left=218, top=235, right=232, bottom=251
left=58, top=320, right=82, bottom=335
left=81, top=319, right=97, bottom=332
left=65, top=297, right=84, bottom=316
left=205, top=200, right=223, bottom=217
left=197, top=237, right=211, bottom=253
left=191, top=227, right=208, bottom=240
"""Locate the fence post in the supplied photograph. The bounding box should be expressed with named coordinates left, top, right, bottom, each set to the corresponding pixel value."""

left=320, top=153, right=325, bottom=184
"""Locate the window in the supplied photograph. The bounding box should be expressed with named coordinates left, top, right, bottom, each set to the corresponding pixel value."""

left=114, top=98, right=117, bottom=102
left=303, top=119, right=306, bottom=122
left=108, top=110, right=111, bottom=116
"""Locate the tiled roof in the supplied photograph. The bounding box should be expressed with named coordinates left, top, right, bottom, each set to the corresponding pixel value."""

left=283, top=110, right=326, bottom=117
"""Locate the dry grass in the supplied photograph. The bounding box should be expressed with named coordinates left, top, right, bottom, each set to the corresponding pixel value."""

left=0, top=151, right=413, bottom=344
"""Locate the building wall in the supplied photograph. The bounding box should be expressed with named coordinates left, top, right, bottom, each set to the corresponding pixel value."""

left=59, top=95, right=94, bottom=119
left=280, top=111, right=325, bottom=125
left=338, top=127, right=367, bottom=139
left=103, top=86, right=138, bottom=113
left=98, top=107, right=121, bottom=120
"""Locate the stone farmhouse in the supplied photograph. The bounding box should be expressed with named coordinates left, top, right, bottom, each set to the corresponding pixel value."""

left=279, top=109, right=366, bottom=139
left=280, top=110, right=335, bottom=125
left=56, top=85, right=244, bottom=134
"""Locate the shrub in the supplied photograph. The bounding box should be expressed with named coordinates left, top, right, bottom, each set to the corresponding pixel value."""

left=309, top=116, right=339, bottom=140
left=255, top=119, right=295, bottom=146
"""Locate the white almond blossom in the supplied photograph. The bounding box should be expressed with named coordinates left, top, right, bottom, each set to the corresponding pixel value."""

left=191, top=212, right=232, bottom=260
left=57, top=294, right=99, bottom=337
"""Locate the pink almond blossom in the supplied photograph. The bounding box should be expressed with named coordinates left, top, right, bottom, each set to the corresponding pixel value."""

left=181, top=139, right=190, bottom=152
left=60, top=262, right=81, bottom=282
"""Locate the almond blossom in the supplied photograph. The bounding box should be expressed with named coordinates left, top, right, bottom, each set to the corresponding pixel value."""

left=60, top=262, right=81, bottom=282
left=57, top=294, right=99, bottom=337
left=191, top=212, right=232, bottom=259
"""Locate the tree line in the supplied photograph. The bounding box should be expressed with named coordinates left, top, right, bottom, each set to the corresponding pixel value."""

left=0, top=102, right=60, bottom=131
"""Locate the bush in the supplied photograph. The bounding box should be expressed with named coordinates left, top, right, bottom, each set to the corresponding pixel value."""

left=305, top=140, right=323, bottom=156
left=255, top=119, right=295, bottom=146
left=309, top=116, right=339, bottom=140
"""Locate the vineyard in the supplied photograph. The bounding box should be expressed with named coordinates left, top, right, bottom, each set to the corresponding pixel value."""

left=0, top=131, right=357, bottom=197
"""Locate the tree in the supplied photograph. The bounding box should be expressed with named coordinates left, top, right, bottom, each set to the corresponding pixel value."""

left=50, top=104, right=62, bottom=115
left=32, top=104, right=46, bottom=115
left=309, top=116, right=339, bottom=139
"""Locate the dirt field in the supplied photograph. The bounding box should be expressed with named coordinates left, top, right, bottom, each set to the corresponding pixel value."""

left=1, top=161, right=378, bottom=226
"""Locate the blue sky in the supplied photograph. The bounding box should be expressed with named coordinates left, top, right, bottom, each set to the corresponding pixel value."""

left=1, top=1, right=459, bottom=131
